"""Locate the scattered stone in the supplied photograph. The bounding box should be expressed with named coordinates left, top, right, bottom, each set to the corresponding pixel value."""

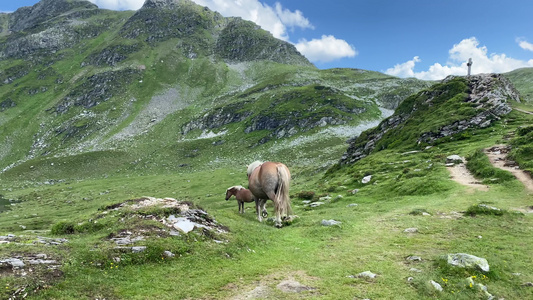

left=333, top=195, right=343, bottom=201
left=131, top=246, right=147, bottom=253
left=409, top=268, right=422, bottom=273
left=430, top=280, right=443, bottom=292
left=406, top=255, right=422, bottom=262
left=512, top=273, right=521, bottom=276
left=522, top=282, right=533, bottom=287
left=302, top=200, right=312, bottom=204
left=319, top=196, right=331, bottom=201
left=0, top=235, right=16, bottom=242
left=446, top=155, right=463, bottom=164
left=0, top=258, right=25, bottom=268
left=35, top=236, right=68, bottom=245
left=321, top=219, right=341, bottom=226
left=351, top=189, right=359, bottom=194
left=276, top=280, right=314, bottom=293
left=172, top=217, right=197, bottom=233
left=403, top=228, right=418, bottom=233
left=446, top=253, right=489, bottom=272
left=407, top=276, right=414, bottom=282
left=422, top=212, right=431, bottom=216
left=346, top=203, right=358, bottom=207
left=309, top=202, right=325, bottom=208
left=362, top=175, right=372, bottom=184
left=163, top=251, right=175, bottom=258
left=27, top=259, right=58, bottom=265
left=354, top=271, right=377, bottom=279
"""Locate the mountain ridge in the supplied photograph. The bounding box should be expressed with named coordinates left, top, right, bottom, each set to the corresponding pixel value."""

left=0, top=0, right=432, bottom=179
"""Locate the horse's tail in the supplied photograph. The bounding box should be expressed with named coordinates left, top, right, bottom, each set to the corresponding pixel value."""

left=274, top=164, right=291, bottom=216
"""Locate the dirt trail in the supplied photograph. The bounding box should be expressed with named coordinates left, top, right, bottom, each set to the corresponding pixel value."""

left=447, top=160, right=489, bottom=192
left=447, top=145, right=533, bottom=192
left=514, top=108, right=533, bottom=115
left=484, top=145, right=533, bottom=192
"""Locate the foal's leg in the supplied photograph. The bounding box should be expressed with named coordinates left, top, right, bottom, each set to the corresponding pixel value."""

left=239, top=200, right=244, bottom=214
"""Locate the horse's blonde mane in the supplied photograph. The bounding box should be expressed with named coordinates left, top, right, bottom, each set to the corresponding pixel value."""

left=227, top=185, right=244, bottom=191
left=247, top=161, right=263, bottom=177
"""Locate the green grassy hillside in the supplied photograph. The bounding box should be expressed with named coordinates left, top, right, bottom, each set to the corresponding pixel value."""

left=1, top=1, right=533, bottom=299
left=505, top=67, right=533, bottom=103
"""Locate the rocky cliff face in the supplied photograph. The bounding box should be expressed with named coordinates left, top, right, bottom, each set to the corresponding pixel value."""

left=340, top=74, right=520, bottom=165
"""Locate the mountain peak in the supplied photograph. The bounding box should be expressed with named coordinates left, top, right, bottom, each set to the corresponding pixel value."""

left=141, top=0, right=196, bottom=9
left=9, top=0, right=98, bottom=32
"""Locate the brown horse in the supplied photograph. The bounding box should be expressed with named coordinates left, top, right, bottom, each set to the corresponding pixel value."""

left=247, top=161, right=291, bottom=228
left=225, top=185, right=256, bottom=214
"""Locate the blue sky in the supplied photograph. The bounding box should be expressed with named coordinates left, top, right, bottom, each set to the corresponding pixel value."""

left=3, top=0, right=533, bottom=79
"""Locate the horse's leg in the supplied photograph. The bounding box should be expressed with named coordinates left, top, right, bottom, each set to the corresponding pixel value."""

left=239, top=200, right=243, bottom=214
left=261, top=199, right=268, bottom=218
left=255, top=199, right=263, bottom=222
left=265, top=191, right=282, bottom=228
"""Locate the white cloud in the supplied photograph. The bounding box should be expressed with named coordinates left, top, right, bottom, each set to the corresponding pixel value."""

left=517, top=38, right=533, bottom=52
left=192, top=0, right=312, bottom=41
left=88, top=0, right=144, bottom=10
left=385, top=37, right=533, bottom=80
left=274, top=3, right=314, bottom=31
left=295, top=35, right=357, bottom=63
left=384, top=56, right=422, bottom=78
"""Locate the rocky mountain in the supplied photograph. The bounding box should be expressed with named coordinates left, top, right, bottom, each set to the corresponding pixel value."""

left=0, top=0, right=432, bottom=179
left=340, top=74, right=521, bottom=165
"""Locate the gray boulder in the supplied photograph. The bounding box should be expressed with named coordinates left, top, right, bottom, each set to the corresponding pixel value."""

left=446, top=253, right=489, bottom=272
left=446, top=155, right=463, bottom=164
left=321, top=219, right=341, bottom=226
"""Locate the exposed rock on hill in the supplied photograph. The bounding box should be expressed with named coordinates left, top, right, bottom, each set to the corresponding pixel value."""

left=8, top=0, right=97, bottom=32
left=340, top=74, right=520, bottom=165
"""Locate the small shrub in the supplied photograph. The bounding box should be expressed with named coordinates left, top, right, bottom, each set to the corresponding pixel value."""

left=51, top=221, right=76, bottom=235
left=409, top=208, right=429, bottom=216
left=517, top=125, right=533, bottom=136
left=296, top=190, right=315, bottom=200
left=465, top=203, right=505, bottom=216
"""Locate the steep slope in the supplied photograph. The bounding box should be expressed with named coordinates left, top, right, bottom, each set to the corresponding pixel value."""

left=504, top=67, right=533, bottom=103
left=339, top=74, right=520, bottom=165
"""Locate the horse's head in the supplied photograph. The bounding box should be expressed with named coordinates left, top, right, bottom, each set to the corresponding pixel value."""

left=225, top=186, right=243, bottom=200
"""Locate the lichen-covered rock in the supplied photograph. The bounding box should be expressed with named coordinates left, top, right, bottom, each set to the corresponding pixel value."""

left=446, top=253, right=490, bottom=272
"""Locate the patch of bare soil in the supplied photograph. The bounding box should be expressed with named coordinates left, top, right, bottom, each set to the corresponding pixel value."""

left=447, top=159, right=489, bottom=192
left=485, top=145, right=533, bottom=192
left=227, top=271, right=319, bottom=300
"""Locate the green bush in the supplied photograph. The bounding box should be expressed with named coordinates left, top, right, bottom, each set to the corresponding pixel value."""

left=296, top=190, right=315, bottom=200
left=465, top=203, right=506, bottom=216
left=51, top=221, right=76, bottom=235
left=517, top=125, right=533, bottom=136
left=409, top=208, right=429, bottom=216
